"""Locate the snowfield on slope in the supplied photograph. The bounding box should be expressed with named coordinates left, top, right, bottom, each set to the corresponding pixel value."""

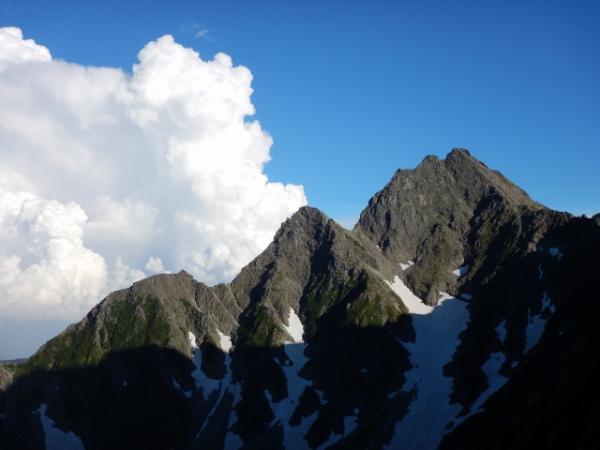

left=36, top=404, right=85, bottom=450
left=384, top=275, right=538, bottom=449
left=383, top=284, right=470, bottom=450
left=387, top=276, right=433, bottom=315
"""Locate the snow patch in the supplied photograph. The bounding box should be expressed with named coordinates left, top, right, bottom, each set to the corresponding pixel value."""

left=186, top=333, right=243, bottom=447
left=460, top=293, right=473, bottom=301
left=476, top=352, right=508, bottom=409
left=36, top=404, right=85, bottom=450
left=400, top=260, right=415, bottom=271
left=385, top=291, right=470, bottom=450
left=452, top=264, right=470, bottom=277
left=195, top=349, right=239, bottom=442
left=188, top=331, right=220, bottom=400
left=537, top=264, right=544, bottom=280
left=387, top=276, right=433, bottom=315
left=264, top=341, right=318, bottom=450
left=283, top=308, right=304, bottom=343
left=548, top=247, right=562, bottom=259
left=525, top=315, right=546, bottom=353
left=217, top=329, right=233, bottom=352
left=542, top=291, right=556, bottom=314
left=524, top=293, right=555, bottom=353
left=188, top=331, right=198, bottom=348
left=451, top=352, right=508, bottom=429
left=495, top=320, right=507, bottom=344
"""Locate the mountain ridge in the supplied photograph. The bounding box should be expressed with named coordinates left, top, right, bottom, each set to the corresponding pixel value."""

left=1, top=148, right=598, bottom=450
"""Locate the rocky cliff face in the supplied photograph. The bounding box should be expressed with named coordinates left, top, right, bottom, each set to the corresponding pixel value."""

left=1, top=149, right=598, bottom=450
left=356, top=149, right=543, bottom=303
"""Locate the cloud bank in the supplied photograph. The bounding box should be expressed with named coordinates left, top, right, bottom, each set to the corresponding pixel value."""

left=0, top=27, right=306, bottom=321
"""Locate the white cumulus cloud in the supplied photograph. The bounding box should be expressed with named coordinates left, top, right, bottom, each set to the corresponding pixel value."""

left=145, top=256, right=166, bottom=274
left=0, top=190, right=108, bottom=319
left=0, top=27, right=306, bottom=321
left=0, top=27, right=50, bottom=70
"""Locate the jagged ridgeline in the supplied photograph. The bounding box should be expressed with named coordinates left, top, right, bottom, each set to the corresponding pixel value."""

left=1, top=149, right=599, bottom=450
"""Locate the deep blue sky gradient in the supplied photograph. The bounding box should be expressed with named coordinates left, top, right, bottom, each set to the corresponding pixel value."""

left=1, top=0, right=599, bottom=224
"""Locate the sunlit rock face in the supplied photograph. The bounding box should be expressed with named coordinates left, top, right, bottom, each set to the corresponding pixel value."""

left=1, top=149, right=599, bottom=450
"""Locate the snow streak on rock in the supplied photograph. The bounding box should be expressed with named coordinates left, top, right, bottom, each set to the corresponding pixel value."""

left=451, top=291, right=556, bottom=432
left=217, top=330, right=233, bottom=352
left=400, top=260, right=415, bottom=271
left=224, top=382, right=244, bottom=450
left=473, top=352, right=508, bottom=410
left=271, top=312, right=318, bottom=449
left=188, top=331, right=221, bottom=399
left=451, top=351, right=509, bottom=430
left=524, top=292, right=555, bottom=353
left=263, top=312, right=353, bottom=449
left=283, top=307, right=304, bottom=343
left=187, top=331, right=244, bottom=447
left=495, top=320, right=507, bottom=344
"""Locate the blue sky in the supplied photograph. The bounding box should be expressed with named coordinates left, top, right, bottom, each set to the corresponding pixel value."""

left=2, top=0, right=599, bottom=223
left=0, top=0, right=598, bottom=359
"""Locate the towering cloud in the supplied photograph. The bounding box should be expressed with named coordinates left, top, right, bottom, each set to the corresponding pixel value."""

left=0, top=27, right=307, bottom=320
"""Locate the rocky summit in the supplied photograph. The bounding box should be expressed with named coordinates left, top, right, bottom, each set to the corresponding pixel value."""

left=1, top=149, right=599, bottom=450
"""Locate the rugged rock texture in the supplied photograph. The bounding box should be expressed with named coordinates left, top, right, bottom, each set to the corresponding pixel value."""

left=356, top=149, right=542, bottom=303
left=232, top=206, right=401, bottom=344
left=20, top=270, right=239, bottom=372
left=1, top=148, right=599, bottom=450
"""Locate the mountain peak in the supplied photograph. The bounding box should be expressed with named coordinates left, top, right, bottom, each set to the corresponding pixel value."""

left=288, top=205, right=329, bottom=224
left=357, top=148, right=543, bottom=302
left=418, top=154, right=441, bottom=166
left=415, top=148, right=473, bottom=170
left=272, top=205, right=332, bottom=242
left=447, top=147, right=473, bottom=159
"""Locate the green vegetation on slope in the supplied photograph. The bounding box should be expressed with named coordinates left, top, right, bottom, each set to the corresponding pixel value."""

left=236, top=305, right=285, bottom=348
left=18, top=295, right=175, bottom=375
left=345, top=274, right=407, bottom=327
